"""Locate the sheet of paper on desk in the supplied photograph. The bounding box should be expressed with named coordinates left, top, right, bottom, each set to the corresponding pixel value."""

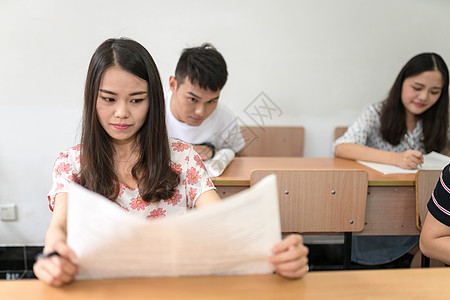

left=66, top=174, right=281, bottom=280
left=357, top=151, right=450, bottom=174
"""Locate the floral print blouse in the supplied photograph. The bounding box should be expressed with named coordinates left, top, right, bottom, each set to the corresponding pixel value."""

left=47, top=138, right=216, bottom=220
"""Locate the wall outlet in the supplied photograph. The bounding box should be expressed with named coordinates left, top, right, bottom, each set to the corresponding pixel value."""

left=0, top=204, right=17, bottom=221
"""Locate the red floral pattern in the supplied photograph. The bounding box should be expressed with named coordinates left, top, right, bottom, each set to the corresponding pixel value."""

left=55, top=162, right=72, bottom=176
left=170, top=162, right=182, bottom=175
left=147, top=208, right=166, bottom=220
left=188, top=187, right=198, bottom=204
left=130, top=196, right=149, bottom=211
left=186, top=167, right=201, bottom=185
left=57, top=152, right=69, bottom=159
left=68, top=174, right=79, bottom=183
left=194, top=155, right=207, bottom=171
left=55, top=183, right=64, bottom=192
left=164, top=189, right=182, bottom=206
left=171, top=141, right=190, bottom=152
left=206, top=178, right=214, bottom=188
left=47, top=138, right=216, bottom=217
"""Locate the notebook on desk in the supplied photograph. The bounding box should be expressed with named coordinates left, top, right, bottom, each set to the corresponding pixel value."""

left=357, top=151, right=450, bottom=175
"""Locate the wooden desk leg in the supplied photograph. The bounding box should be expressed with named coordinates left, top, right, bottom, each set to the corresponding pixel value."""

left=421, top=255, right=430, bottom=268
left=344, top=232, right=352, bottom=270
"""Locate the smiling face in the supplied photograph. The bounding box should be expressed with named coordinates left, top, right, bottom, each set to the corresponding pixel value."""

left=401, top=70, right=443, bottom=119
left=169, top=76, right=220, bottom=126
left=96, top=65, right=149, bottom=146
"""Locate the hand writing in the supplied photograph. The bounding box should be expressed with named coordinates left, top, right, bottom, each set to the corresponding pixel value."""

left=396, top=150, right=423, bottom=169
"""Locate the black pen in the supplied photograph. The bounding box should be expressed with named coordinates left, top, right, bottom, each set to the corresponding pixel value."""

left=35, top=251, right=61, bottom=260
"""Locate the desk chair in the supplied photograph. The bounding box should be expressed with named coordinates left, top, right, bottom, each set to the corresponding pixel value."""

left=416, top=170, right=441, bottom=267
left=251, top=169, right=368, bottom=270
left=238, top=126, right=304, bottom=157
left=334, top=126, right=348, bottom=141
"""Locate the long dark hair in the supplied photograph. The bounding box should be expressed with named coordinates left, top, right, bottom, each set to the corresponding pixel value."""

left=79, top=38, right=179, bottom=203
left=380, top=53, right=449, bottom=153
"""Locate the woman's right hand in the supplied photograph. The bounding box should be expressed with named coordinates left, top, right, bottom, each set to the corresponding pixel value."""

left=33, top=239, right=78, bottom=287
left=396, top=150, right=423, bottom=169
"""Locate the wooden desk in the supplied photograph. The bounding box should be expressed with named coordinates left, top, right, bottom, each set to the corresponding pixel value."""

left=1, top=268, right=448, bottom=299
left=213, top=157, right=418, bottom=235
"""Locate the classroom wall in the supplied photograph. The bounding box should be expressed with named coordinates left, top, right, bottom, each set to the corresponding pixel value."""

left=1, top=0, right=449, bottom=245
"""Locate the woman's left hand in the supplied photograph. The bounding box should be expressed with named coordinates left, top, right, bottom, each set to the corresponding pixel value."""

left=269, top=234, right=309, bottom=279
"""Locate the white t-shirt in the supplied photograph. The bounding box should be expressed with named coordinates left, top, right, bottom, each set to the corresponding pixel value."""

left=165, top=89, right=245, bottom=153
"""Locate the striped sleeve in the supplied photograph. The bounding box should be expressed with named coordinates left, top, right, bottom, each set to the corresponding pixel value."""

left=427, top=164, right=450, bottom=227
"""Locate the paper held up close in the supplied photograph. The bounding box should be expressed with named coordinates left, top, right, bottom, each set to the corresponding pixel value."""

left=66, top=174, right=281, bottom=280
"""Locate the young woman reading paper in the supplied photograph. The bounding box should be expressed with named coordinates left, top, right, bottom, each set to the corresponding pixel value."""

left=33, top=38, right=308, bottom=286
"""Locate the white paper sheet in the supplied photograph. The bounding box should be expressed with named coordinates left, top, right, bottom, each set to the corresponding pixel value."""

left=357, top=151, right=450, bottom=174
left=66, top=174, right=281, bottom=280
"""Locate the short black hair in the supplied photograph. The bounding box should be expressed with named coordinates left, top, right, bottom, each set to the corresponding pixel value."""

left=174, top=43, right=228, bottom=92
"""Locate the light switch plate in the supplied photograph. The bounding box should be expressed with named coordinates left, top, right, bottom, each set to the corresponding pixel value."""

left=0, top=204, right=17, bottom=221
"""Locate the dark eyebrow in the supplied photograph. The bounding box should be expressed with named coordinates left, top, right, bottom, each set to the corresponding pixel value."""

left=99, top=89, right=148, bottom=96
left=99, top=89, right=117, bottom=95
left=129, top=91, right=148, bottom=96
left=187, top=91, right=219, bottom=102
left=187, top=91, right=201, bottom=99
left=413, top=82, right=442, bottom=90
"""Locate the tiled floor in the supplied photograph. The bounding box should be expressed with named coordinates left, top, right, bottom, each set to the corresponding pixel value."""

left=0, top=244, right=414, bottom=280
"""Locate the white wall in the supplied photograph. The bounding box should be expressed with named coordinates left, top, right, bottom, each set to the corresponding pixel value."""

left=1, top=0, right=449, bottom=245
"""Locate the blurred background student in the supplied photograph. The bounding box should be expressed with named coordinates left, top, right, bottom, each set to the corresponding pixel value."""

left=166, top=43, right=244, bottom=161
left=333, top=52, right=450, bottom=267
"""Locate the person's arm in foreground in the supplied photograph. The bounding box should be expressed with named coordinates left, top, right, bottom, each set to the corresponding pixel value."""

left=196, top=190, right=309, bottom=279
left=335, top=143, right=423, bottom=169
left=33, top=193, right=78, bottom=286
left=420, top=212, right=450, bottom=265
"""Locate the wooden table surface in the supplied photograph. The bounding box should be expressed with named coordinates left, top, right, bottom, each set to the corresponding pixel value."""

left=212, top=157, right=415, bottom=187
left=1, top=268, right=448, bottom=299
left=212, top=157, right=419, bottom=235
